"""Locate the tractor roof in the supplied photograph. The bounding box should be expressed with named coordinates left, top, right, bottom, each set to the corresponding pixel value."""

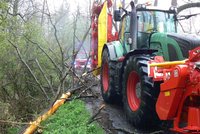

left=136, top=4, right=176, bottom=14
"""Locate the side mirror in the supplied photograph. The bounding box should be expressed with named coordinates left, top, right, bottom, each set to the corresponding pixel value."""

left=114, top=10, right=121, bottom=21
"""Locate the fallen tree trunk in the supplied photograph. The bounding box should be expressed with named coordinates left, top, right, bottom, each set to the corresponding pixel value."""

left=23, top=92, right=71, bottom=134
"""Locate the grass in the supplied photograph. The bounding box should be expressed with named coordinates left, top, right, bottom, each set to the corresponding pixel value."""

left=7, top=127, right=20, bottom=134
left=41, top=99, right=104, bottom=134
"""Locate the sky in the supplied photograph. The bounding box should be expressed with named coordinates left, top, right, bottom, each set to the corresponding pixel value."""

left=45, top=0, right=200, bottom=34
left=46, top=0, right=88, bottom=13
left=46, top=0, right=172, bottom=13
left=45, top=0, right=194, bottom=13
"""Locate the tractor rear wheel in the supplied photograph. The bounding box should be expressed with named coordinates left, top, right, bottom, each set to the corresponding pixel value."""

left=101, top=48, right=118, bottom=103
left=122, top=55, right=160, bottom=129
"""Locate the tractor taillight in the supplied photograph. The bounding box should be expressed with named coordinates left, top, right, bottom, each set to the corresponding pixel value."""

left=173, top=69, right=179, bottom=78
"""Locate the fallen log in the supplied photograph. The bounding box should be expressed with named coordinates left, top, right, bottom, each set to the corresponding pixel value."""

left=23, top=92, right=71, bottom=134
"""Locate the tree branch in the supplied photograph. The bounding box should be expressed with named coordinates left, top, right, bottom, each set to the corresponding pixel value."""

left=24, top=35, right=62, bottom=74
left=45, top=1, right=65, bottom=71
left=35, top=58, right=55, bottom=96
left=87, top=104, right=105, bottom=124
left=8, top=40, right=49, bottom=100
left=177, top=2, right=200, bottom=14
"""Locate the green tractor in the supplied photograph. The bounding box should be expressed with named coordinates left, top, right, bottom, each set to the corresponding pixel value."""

left=92, top=1, right=200, bottom=130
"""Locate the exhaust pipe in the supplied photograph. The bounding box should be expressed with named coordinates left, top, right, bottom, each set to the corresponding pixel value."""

left=130, top=1, right=137, bottom=50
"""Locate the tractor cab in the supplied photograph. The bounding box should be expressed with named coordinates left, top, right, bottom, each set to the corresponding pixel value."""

left=116, top=4, right=177, bottom=53
left=115, top=3, right=200, bottom=61
left=137, top=7, right=177, bottom=48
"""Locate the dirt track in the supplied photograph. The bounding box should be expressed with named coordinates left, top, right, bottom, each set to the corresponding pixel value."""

left=83, top=82, right=175, bottom=134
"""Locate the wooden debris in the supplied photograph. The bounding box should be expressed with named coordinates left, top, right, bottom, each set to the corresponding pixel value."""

left=87, top=104, right=105, bottom=124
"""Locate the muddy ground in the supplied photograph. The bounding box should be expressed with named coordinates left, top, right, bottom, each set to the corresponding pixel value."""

left=82, top=82, right=175, bottom=134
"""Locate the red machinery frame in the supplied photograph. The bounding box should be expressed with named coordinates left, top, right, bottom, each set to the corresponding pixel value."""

left=148, top=47, right=200, bottom=133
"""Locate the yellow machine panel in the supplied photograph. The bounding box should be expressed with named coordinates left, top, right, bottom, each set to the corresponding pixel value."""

left=94, top=1, right=108, bottom=75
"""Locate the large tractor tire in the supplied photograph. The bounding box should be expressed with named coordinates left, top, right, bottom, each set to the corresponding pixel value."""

left=122, top=55, right=160, bottom=129
left=101, top=48, right=118, bottom=103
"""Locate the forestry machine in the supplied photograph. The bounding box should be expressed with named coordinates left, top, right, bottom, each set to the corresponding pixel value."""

left=91, top=0, right=200, bottom=133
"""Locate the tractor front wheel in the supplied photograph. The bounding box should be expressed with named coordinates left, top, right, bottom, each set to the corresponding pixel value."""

left=122, top=55, right=160, bottom=129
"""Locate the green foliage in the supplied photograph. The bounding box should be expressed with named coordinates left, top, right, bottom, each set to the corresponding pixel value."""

left=0, top=0, right=91, bottom=133
left=42, top=100, right=104, bottom=134
left=0, top=1, right=8, bottom=26
left=6, top=127, right=20, bottom=134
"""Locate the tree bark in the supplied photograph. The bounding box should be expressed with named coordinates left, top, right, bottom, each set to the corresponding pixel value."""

left=154, top=0, right=158, bottom=6
left=46, top=0, right=65, bottom=74
left=41, top=0, right=46, bottom=26
left=13, top=0, right=19, bottom=15
left=134, top=0, right=138, bottom=4
left=171, top=0, right=177, bottom=7
left=72, top=6, right=81, bottom=88
left=121, top=0, right=125, bottom=9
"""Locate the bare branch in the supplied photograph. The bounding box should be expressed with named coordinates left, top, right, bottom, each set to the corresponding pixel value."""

left=74, top=26, right=91, bottom=60
left=24, top=35, right=62, bottom=74
left=171, top=0, right=177, bottom=7
left=41, top=0, right=46, bottom=26
left=8, top=40, right=50, bottom=100
left=7, top=11, right=25, bottom=21
left=75, top=82, right=98, bottom=99
left=87, top=104, right=105, bottom=124
left=67, top=95, right=95, bottom=101
left=177, top=2, right=200, bottom=14
left=177, top=21, right=186, bottom=33
left=45, top=1, right=65, bottom=71
left=35, top=58, right=55, bottom=96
